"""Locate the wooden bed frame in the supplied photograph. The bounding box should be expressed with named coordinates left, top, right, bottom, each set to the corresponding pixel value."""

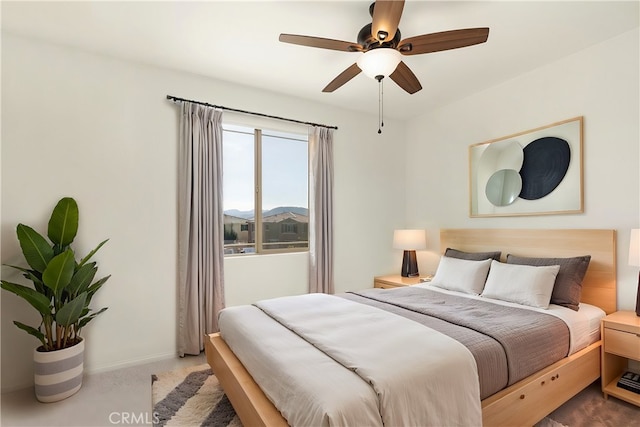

left=205, top=228, right=617, bottom=427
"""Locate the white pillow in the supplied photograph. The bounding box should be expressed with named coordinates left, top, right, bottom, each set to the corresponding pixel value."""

left=481, top=260, right=560, bottom=309
left=430, top=257, right=492, bottom=295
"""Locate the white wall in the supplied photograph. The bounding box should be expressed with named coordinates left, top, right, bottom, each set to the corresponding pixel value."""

left=405, top=29, right=640, bottom=310
left=5, top=26, right=636, bottom=394
left=0, top=33, right=406, bottom=391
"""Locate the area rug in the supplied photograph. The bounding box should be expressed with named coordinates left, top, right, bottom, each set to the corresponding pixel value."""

left=151, top=364, right=240, bottom=427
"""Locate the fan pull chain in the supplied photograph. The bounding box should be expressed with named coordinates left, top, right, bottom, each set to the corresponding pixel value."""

left=376, top=75, right=384, bottom=134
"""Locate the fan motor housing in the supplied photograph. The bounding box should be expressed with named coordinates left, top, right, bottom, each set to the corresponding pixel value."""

left=357, top=23, right=401, bottom=51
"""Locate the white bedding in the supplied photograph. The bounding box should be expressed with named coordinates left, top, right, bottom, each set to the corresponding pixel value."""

left=218, top=287, right=604, bottom=426
left=579, top=302, right=608, bottom=345
left=221, top=293, right=482, bottom=427
left=220, top=304, right=383, bottom=426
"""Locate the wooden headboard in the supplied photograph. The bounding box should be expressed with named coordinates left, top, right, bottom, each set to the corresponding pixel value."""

left=440, top=229, right=617, bottom=314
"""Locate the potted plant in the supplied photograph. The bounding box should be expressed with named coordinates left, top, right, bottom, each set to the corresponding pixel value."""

left=1, top=197, right=110, bottom=402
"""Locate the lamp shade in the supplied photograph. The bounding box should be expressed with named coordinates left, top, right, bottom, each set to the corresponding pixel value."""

left=629, top=229, right=640, bottom=267
left=393, top=229, right=427, bottom=250
left=357, top=48, right=402, bottom=79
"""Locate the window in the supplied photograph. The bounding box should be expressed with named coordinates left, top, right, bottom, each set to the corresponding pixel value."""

left=281, top=223, right=298, bottom=234
left=223, top=124, right=308, bottom=255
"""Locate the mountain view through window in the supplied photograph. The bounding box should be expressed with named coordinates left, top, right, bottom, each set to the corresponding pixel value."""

left=223, top=124, right=308, bottom=255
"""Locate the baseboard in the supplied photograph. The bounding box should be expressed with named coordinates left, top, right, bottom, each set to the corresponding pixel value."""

left=1, top=351, right=182, bottom=394
left=84, top=351, right=181, bottom=375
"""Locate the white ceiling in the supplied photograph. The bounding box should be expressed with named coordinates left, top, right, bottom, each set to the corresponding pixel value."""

left=2, top=1, right=638, bottom=120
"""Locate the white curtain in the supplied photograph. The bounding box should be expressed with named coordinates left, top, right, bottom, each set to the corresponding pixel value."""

left=308, top=127, right=335, bottom=294
left=177, top=102, right=225, bottom=356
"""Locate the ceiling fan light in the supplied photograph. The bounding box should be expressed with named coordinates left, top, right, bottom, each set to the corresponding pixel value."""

left=357, top=48, right=402, bottom=79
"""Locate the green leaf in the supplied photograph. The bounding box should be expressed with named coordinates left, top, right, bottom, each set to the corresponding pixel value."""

left=16, top=224, right=54, bottom=273
left=78, top=307, right=108, bottom=329
left=47, top=197, right=78, bottom=247
left=67, top=263, right=97, bottom=297
left=4, top=264, right=46, bottom=293
left=0, top=281, right=51, bottom=315
left=55, top=292, right=87, bottom=327
left=77, top=239, right=109, bottom=268
left=52, top=243, right=65, bottom=257
left=86, top=275, right=110, bottom=303
left=5, top=264, right=35, bottom=274
left=24, top=271, right=47, bottom=294
left=13, top=321, right=46, bottom=347
left=42, top=250, right=75, bottom=296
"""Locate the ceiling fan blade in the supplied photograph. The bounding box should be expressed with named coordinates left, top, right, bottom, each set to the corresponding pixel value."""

left=279, top=34, right=362, bottom=52
left=371, top=0, right=405, bottom=42
left=322, top=63, right=362, bottom=92
left=389, top=61, right=422, bottom=94
left=398, top=28, right=489, bottom=55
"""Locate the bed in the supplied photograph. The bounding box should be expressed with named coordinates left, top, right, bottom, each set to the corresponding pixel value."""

left=205, top=228, right=617, bottom=426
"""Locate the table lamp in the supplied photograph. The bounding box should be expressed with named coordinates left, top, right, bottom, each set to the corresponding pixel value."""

left=393, top=229, right=427, bottom=277
left=629, top=229, right=640, bottom=316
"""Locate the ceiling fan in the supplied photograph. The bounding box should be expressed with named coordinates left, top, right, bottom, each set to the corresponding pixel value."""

left=279, top=0, right=489, bottom=95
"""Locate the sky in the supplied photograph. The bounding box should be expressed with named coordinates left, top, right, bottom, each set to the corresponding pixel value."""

left=222, top=126, right=308, bottom=212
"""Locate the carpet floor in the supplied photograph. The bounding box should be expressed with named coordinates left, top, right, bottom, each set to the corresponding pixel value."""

left=542, top=380, right=639, bottom=427
left=152, top=364, right=639, bottom=426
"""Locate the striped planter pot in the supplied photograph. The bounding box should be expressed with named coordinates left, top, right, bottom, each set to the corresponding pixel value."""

left=33, top=339, right=84, bottom=403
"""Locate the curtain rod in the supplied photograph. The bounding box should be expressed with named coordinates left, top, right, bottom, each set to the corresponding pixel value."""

left=166, top=95, right=338, bottom=130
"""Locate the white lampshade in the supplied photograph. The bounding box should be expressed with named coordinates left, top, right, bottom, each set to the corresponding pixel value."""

left=393, top=229, right=427, bottom=250
left=629, top=229, right=640, bottom=267
left=357, top=48, right=402, bottom=79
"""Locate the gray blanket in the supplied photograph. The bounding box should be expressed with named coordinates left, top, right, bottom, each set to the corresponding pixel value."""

left=343, top=287, right=569, bottom=399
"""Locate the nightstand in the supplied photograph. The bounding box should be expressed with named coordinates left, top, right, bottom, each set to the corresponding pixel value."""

left=601, top=310, right=640, bottom=407
left=373, top=274, right=425, bottom=289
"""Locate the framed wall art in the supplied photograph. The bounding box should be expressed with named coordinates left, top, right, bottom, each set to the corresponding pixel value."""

left=469, top=116, right=583, bottom=217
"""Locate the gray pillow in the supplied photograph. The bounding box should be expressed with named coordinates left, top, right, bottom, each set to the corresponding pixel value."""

left=506, top=254, right=591, bottom=311
left=445, top=248, right=501, bottom=261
